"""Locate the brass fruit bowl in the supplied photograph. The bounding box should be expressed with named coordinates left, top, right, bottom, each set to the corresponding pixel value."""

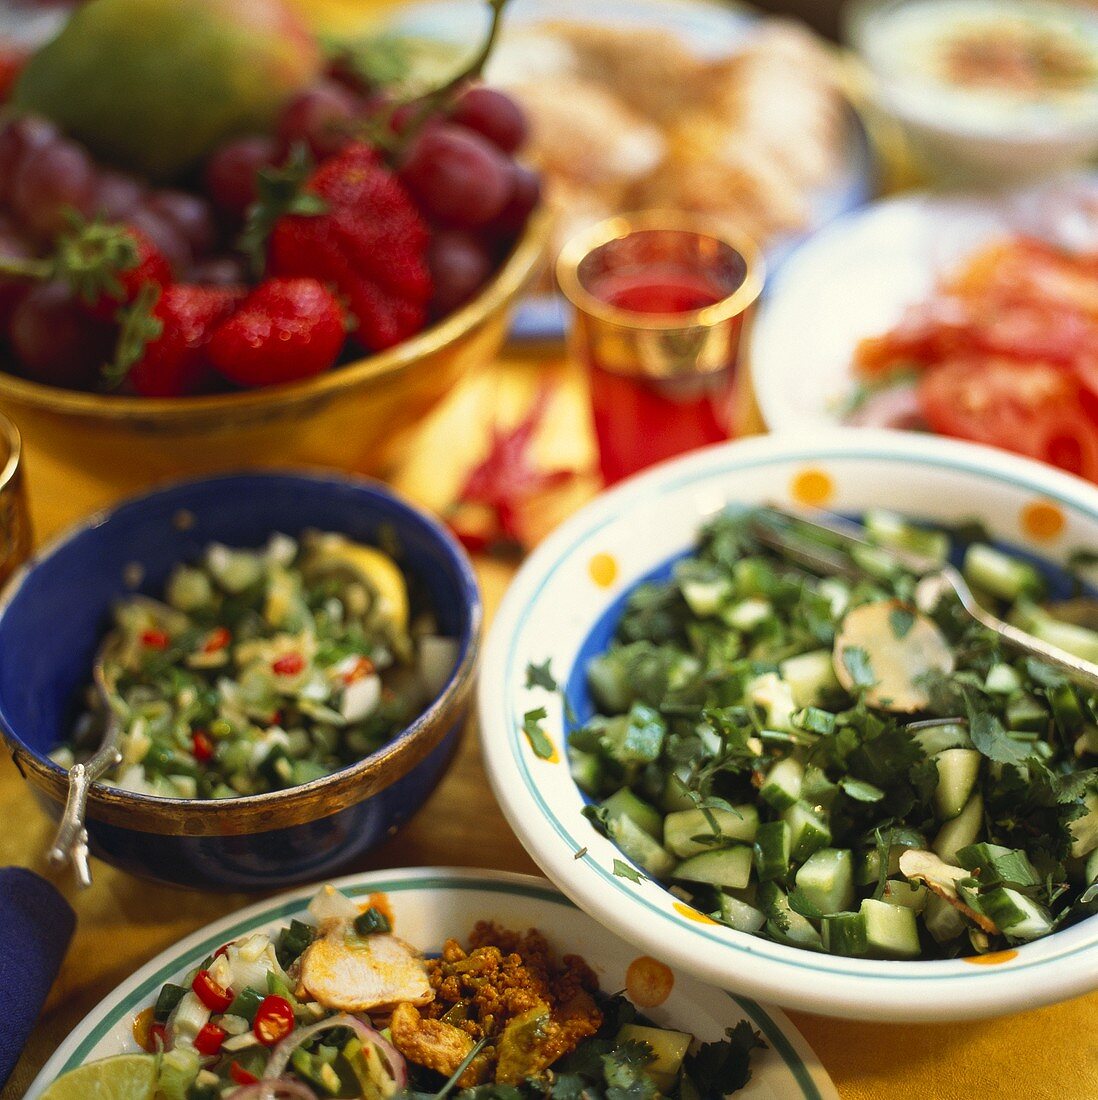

left=0, top=208, right=550, bottom=495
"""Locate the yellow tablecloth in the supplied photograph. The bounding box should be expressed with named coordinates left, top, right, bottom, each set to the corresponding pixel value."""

left=3, top=350, right=1097, bottom=1100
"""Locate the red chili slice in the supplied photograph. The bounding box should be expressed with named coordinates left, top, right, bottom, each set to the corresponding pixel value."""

left=194, top=1022, right=226, bottom=1056
left=140, top=629, right=170, bottom=649
left=230, top=1062, right=260, bottom=1085
left=341, top=656, right=375, bottom=685
left=191, top=730, right=214, bottom=762
left=203, top=626, right=231, bottom=653
left=271, top=653, right=304, bottom=676
left=253, top=994, right=295, bottom=1046
left=191, top=968, right=233, bottom=1013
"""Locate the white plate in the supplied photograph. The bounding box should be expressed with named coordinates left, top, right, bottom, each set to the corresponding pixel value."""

left=478, top=430, right=1098, bottom=1021
left=383, top=0, right=876, bottom=339
left=750, top=174, right=1098, bottom=433
left=26, top=867, right=835, bottom=1100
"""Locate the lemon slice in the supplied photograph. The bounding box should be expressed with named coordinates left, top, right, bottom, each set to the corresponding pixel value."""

left=307, top=535, right=409, bottom=632
left=39, top=1054, right=157, bottom=1100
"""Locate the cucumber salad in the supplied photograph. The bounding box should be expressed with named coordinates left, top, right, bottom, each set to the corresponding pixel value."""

left=42, top=885, right=761, bottom=1100
left=554, top=508, right=1098, bottom=960
left=53, top=532, right=458, bottom=799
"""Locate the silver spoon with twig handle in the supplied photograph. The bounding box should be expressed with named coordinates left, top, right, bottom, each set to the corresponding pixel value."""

left=46, top=640, right=123, bottom=889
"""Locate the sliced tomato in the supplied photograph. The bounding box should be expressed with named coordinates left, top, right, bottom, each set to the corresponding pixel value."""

left=919, top=357, right=1098, bottom=482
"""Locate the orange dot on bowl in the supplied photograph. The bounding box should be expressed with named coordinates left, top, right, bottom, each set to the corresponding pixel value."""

left=589, top=552, right=618, bottom=588
left=962, top=949, right=1018, bottom=966
left=626, top=955, right=675, bottom=1007
left=673, top=901, right=720, bottom=925
left=1021, top=500, right=1065, bottom=542
left=791, top=468, right=835, bottom=507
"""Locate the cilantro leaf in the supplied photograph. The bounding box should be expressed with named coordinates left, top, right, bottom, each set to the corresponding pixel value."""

left=841, top=645, right=876, bottom=688
left=525, top=658, right=559, bottom=693
left=969, top=710, right=1035, bottom=766
left=889, top=606, right=915, bottom=640
left=613, top=859, right=646, bottom=884
left=521, top=707, right=555, bottom=759
left=682, top=1021, right=765, bottom=1097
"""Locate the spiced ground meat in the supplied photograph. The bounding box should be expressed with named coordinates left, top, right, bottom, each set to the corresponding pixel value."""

left=389, top=922, right=603, bottom=1086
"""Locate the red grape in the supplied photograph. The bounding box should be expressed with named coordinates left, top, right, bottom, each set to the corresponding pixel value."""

left=427, top=229, right=493, bottom=316
left=90, top=169, right=146, bottom=220
left=10, top=280, right=113, bottom=389
left=450, top=86, right=527, bottom=154
left=203, top=135, right=277, bottom=221
left=125, top=207, right=191, bottom=274
left=487, top=163, right=541, bottom=239
left=277, top=79, right=360, bottom=160
left=0, top=116, right=59, bottom=204
left=143, top=190, right=216, bottom=257
left=0, top=221, right=33, bottom=331
left=11, top=137, right=96, bottom=240
left=399, top=124, right=511, bottom=229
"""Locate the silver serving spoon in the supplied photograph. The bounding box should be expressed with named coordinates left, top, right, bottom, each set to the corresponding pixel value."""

left=750, top=504, right=1098, bottom=694
left=46, top=640, right=122, bottom=889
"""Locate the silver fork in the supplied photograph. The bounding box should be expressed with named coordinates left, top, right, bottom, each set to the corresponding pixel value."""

left=749, top=504, right=1098, bottom=694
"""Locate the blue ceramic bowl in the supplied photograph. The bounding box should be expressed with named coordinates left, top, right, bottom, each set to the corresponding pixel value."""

left=0, top=472, right=481, bottom=891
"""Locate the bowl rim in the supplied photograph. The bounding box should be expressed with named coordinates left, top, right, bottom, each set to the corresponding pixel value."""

left=0, top=469, right=482, bottom=835
left=0, top=206, right=552, bottom=421
left=478, top=428, right=1098, bottom=1020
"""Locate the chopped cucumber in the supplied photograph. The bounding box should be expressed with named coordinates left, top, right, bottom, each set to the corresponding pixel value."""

left=754, top=820, right=792, bottom=882
left=923, top=892, right=966, bottom=944
left=747, top=672, right=797, bottom=734
left=673, top=845, right=753, bottom=891
left=602, top=788, right=664, bottom=841
left=822, top=911, right=867, bottom=957
left=616, top=1025, right=691, bottom=1092
left=964, top=544, right=1043, bottom=601
left=911, top=722, right=972, bottom=756
left=864, top=509, right=949, bottom=563
left=980, top=888, right=1053, bottom=940
left=723, top=597, right=772, bottom=632
left=782, top=800, right=832, bottom=862
left=760, top=757, right=804, bottom=811
left=801, top=764, right=840, bottom=811
left=681, top=577, right=730, bottom=618
left=933, top=793, right=983, bottom=863
left=719, top=893, right=766, bottom=935
left=660, top=770, right=697, bottom=813
left=664, top=805, right=758, bottom=858
left=587, top=653, right=633, bottom=714
left=860, top=898, right=921, bottom=959
left=569, top=749, right=602, bottom=796
left=881, top=880, right=929, bottom=911
left=598, top=704, right=666, bottom=765
left=779, top=649, right=839, bottom=707
left=795, top=848, right=854, bottom=914
left=758, top=883, right=823, bottom=951
left=1006, top=693, right=1049, bottom=733
left=934, top=748, right=982, bottom=820
left=608, top=814, right=676, bottom=879
left=984, top=664, right=1022, bottom=695
left=1020, top=610, right=1098, bottom=663
left=955, top=843, right=1040, bottom=890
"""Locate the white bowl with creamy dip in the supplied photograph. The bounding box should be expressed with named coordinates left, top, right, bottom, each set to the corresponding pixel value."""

left=848, top=0, right=1098, bottom=183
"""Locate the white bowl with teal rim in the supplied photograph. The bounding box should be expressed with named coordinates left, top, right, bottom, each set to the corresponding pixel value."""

left=26, top=867, right=836, bottom=1100
left=478, top=429, right=1098, bottom=1021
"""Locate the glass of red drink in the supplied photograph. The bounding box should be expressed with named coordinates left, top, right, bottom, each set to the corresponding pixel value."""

left=556, top=212, right=764, bottom=485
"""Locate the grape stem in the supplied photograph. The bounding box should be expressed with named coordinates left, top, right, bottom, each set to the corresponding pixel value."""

left=0, top=256, right=51, bottom=280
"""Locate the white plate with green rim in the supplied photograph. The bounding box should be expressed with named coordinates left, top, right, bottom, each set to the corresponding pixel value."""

left=477, top=429, right=1098, bottom=1021
left=26, top=867, right=835, bottom=1100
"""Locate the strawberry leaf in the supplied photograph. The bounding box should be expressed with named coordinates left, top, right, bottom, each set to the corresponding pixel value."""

left=53, top=213, right=140, bottom=304
left=102, top=283, right=163, bottom=390
left=237, top=145, right=328, bottom=278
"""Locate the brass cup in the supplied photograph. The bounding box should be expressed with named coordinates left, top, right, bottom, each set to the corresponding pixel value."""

left=0, top=412, right=31, bottom=590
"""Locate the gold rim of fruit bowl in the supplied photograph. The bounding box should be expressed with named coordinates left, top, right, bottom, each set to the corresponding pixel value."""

left=0, top=207, right=552, bottom=424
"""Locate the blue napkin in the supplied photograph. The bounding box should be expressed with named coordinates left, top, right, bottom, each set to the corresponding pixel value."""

left=0, top=867, right=75, bottom=1088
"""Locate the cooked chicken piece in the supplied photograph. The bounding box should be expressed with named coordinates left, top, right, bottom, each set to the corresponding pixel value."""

left=899, top=849, right=999, bottom=934
left=390, top=1003, right=481, bottom=1085
left=296, top=932, right=434, bottom=1013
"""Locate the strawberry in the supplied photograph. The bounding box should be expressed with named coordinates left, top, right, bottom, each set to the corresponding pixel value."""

left=207, top=277, right=345, bottom=388
left=262, top=142, right=431, bottom=352
left=109, top=283, right=243, bottom=398
left=76, top=226, right=173, bottom=321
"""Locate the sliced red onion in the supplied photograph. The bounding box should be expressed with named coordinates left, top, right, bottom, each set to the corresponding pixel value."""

left=228, top=1081, right=318, bottom=1100
left=847, top=382, right=925, bottom=429
left=263, top=1013, right=407, bottom=1092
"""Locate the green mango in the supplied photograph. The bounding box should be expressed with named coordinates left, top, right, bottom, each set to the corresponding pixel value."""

left=15, top=0, right=321, bottom=181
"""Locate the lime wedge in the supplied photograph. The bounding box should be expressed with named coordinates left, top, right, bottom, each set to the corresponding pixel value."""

left=40, top=1054, right=157, bottom=1100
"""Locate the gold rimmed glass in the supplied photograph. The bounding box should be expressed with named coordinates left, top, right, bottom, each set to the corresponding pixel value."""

left=0, top=412, right=31, bottom=591
left=556, top=211, right=764, bottom=485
